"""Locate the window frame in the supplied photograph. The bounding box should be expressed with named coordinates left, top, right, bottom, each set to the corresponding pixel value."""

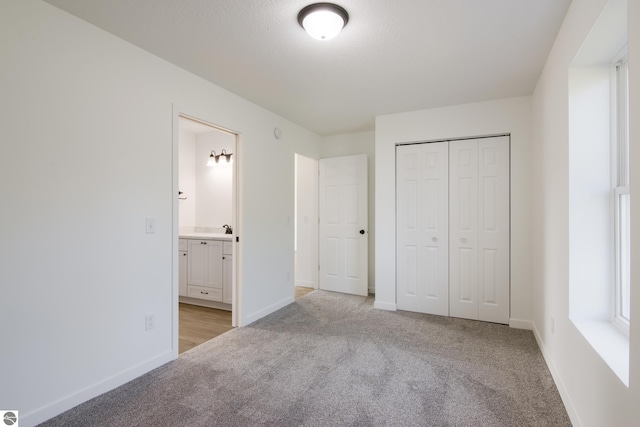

left=611, top=47, right=630, bottom=334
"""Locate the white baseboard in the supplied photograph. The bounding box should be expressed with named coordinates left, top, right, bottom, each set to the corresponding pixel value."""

left=295, top=281, right=314, bottom=288
left=509, top=318, right=534, bottom=330
left=179, top=296, right=232, bottom=311
left=532, top=324, right=582, bottom=427
left=243, top=296, right=294, bottom=326
left=373, top=300, right=396, bottom=311
left=22, top=350, right=174, bottom=427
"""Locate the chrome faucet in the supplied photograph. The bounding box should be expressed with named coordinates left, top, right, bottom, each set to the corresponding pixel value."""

left=222, top=224, right=232, bottom=234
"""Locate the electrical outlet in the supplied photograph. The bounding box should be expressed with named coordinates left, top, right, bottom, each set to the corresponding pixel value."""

left=550, top=316, right=555, bottom=334
left=145, top=313, right=156, bottom=331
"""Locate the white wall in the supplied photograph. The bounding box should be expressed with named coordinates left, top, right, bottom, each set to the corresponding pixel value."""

left=179, top=128, right=234, bottom=230
left=630, top=0, right=640, bottom=420
left=530, top=0, right=640, bottom=424
left=0, top=1, right=320, bottom=425
left=178, top=129, right=197, bottom=227
left=195, top=130, right=233, bottom=228
left=374, top=97, right=532, bottom=326
left=321, top=131, right=376, bottom=293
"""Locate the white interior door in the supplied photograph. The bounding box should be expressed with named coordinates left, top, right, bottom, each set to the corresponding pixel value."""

left=396, top=143, right=450, bottom=315
left=449, top=140, right=480, bottom=320
left=449, top=137, right=510, bottom=323
left=319, top=155, right=368, bottom=296
left=476, top=137, right=510, bottom=323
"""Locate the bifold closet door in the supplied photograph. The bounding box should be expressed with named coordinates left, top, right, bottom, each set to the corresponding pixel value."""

left=396, top=142, right=449, bottom=315
left=396, top=136, right=510, bottom=324
left=449, top=137, right=509, bottom=324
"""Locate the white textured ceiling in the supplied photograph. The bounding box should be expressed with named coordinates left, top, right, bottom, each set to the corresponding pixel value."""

left=44, top=0, right=571, bottom=136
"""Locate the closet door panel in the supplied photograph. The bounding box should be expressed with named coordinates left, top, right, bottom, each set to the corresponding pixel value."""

left=396, top=148, right=420, bottom=309
left=449, top=140, right=479, bottom=321
left=396, top=143, right=449, bottom=315
left=478, top=137, right=510, bottom=323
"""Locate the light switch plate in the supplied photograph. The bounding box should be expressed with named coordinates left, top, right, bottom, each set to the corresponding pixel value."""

left=145, top=217, right=156, bottom=234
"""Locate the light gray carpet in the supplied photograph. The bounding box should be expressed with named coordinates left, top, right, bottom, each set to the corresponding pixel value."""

left=42, top=291, right=571, bottom=426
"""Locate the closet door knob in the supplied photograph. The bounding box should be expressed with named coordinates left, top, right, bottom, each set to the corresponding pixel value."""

left=461, top=238, right=467, bottom=243
left=359, top=230, right=365, bottom=235
left=432, top=237, right=438, bottom=242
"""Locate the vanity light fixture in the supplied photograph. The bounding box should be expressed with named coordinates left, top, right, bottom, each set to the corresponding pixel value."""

left=219, top=149, right=233, bottom=164
left=207, top=149, right=233, bottom=166
left=298, top=3, right=349, bottom=41
left=207, top=150, right=218, bottom=166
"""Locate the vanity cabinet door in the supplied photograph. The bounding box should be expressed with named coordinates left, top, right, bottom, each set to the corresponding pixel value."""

left=187, top=240, right=223, bottom=290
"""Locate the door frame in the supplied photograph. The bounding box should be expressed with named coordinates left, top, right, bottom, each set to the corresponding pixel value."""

left=171, top=104, right=242, bottom=358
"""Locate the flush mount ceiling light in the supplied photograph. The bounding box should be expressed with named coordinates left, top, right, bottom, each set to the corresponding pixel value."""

left=298, top=3, right=349, bottom=41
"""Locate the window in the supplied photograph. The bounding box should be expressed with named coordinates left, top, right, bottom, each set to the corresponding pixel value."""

left=613, top=51, right=630, bottom=331
left=567, top=0, right=629, bottom=385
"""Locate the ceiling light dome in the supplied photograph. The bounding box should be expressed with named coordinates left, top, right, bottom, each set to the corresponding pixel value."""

left=298, top=3, right=349, bottom=41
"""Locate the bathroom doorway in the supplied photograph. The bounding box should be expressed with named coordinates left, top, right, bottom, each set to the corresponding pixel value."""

left=173, top=109, right=239, bottom=355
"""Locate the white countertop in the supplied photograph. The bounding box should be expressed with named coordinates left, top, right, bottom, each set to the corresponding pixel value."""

left=179, top=232, right=233, bottom=241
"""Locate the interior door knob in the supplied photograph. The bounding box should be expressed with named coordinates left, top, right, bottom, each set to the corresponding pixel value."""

left=359, top=229, right=365, bottom=235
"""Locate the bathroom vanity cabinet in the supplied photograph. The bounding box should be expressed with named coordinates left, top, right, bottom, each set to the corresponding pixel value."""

left=178, top=234, right=232, bottom=310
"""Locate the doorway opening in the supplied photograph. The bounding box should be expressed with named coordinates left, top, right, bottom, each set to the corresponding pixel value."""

left=294, top=154, right=318, bottom=299
left=173, top=110, right=239, bottom=355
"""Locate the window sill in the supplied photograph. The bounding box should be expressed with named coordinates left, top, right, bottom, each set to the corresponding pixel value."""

left=571, top=318, right=629, bottom=386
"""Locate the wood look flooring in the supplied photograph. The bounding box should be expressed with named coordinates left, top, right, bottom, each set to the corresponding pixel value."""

left=179, top=286, right=317, bottom=354
left=295, top=286, right=315, bottom=300
left=179, top=304, right=232, bottom=354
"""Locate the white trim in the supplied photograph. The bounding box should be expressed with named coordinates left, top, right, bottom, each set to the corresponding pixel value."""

left=613, top=186, right=630, bottom=333
left=374, top=301, right=397, bottom=311
left=172, top=105, right=180, bottom=358
left=232, top=133, right=241, bottom=327
left=21, top=351, right=173, bottom=427
left=244, top=296, right=295, bottom=325
left=234, top=133, right=243, bottom=326
left=611, top=49, right=630, bottom=333
left=295, top=281, right=315, bottom=288
left=570, top=318, right=630, bottom=386
left=508, top=318, right=534, bottom=330
left=179, top=296, right=231, bottom=311
left=532, top=325, right=583, bottom=427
